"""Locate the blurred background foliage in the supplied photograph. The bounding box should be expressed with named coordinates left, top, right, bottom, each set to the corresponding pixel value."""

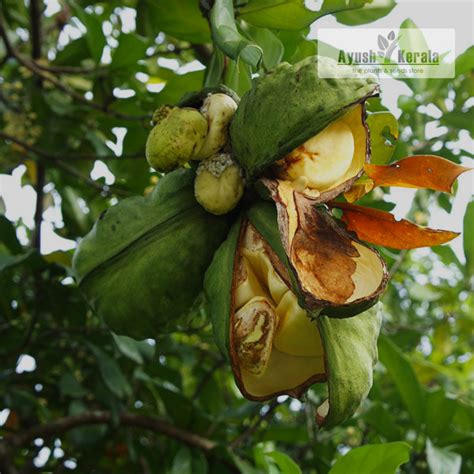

left=0, top=0, right=472, bottom=473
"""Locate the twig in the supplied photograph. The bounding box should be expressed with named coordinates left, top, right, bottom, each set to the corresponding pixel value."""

left=0, top=17, right=151, bottom=122
left=4, top=411, right=217, bottom=451
left=27, top=0, right=44, bottom=363
left=192, top=359, right=225, bottom=400
left=1, top=131, right=132, bottom=197
left=230, top=398, right=281, bottom=448
left=29, top=0, right=44, bottom=251
left=0, top=131, right=143, bottom=161
left=389, top=249, right=408, bottom=279
left=34, top=62, right=109, bottom=76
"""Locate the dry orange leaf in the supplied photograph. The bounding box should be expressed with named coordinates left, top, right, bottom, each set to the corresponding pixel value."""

left=365, top=155, right=471, bottom=193
left=330, top=202, right=459, bottom=249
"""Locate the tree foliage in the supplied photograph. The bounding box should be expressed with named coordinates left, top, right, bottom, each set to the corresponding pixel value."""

left=0, top=1, right=472, bottom=473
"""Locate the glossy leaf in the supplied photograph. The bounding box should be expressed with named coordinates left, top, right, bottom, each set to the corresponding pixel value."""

left=331, top=202, right=459, bottom=249
left=424, top=389, right=458, bottom=442
left=238, top=0, right=317, bottom=30
left=440, top=109, right=474, bottom=137
left=238, top=0, right=369, bottom=30
left=335, top=0, right=396, bottom=25
left=329, top=442, right=411, bottom=474
left=266, top=451, right=301, bottom=474
left=69, top=0, right=106, bottom=63
left=88, top=344, right=132, bottom=399
left=365, top=155, right=471, bottom=192
left=136, top=0, right=210, bottom=43
left=111, top=33, right=148, bottom=70
left=378, top=335, right=425, bottom=427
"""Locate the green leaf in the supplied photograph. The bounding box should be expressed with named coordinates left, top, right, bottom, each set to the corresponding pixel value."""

left=223, top=58, right=253, bottom=96
left=440, top=109, right=474, bottom=137
left=398, top=19, right=429, bottom=93
left=59, top=373, right=87, bottom=398
left=158, top=71, right=206, bottom=106
left=329, top=442, right=411, bottom=474
left=364, top=402, right=402, bottom=441
left=112, top=333, right=152, bottom=364
left=0, top=251, right=34, bottom=273
left=204, top=49, right=225, bottom=87
left=432, top=245, right=463, bottom=272
left=426, top=440, right=462, bottom=474
left=69, top=1, right=105, bottom=63
left=238, top=0, right=316, bottom=31
left=378, top=335, right=425, bottom=427
left=266, top=451, right=302, bottom=474
left=171, top=447, right=192, bottom=474
left=111, top=33, right=148, bottom=70
left=0, top=215, right=22, bottom=254
left=136, top=0, right=210, bottom=44
left=53, top=36, right=90, bottom=66
left=367, top=112, right=399, bottom=164
left=210, top=0, right=263, bottom=68
left=88, top=344, right=132, bottom=399
left=335, top=0, right=396, bottom=26
left=454, top=45, right=474, bottom=76
left=424, top=389, right=458, bottom=442
left=463, top=202, right=474, bottom=277
left=244, top=26, right=284, bottom=70
left=239, top=0, right=369, bottom=30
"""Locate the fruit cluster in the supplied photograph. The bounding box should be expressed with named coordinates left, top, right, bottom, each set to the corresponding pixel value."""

left=73, top=55, right=469, bottom=427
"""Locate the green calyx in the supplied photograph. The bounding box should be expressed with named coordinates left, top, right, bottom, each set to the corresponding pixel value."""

left=230, top=55, right=378, bottom=179
left=72, top=169, right=229, bottom=340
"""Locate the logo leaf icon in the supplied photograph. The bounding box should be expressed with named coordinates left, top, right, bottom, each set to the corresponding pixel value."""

left=388, top=30, right=395, bottom=41
left=378, top=35, right=389, bottom=50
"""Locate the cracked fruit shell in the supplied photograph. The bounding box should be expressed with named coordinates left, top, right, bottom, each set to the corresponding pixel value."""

left=230, top=55, right=377, bottom=182
left=248, top=201, right=388, bottom=317
left=205, top=207, right=382, bottom=427
left=72, top=169, right=229, bottom=340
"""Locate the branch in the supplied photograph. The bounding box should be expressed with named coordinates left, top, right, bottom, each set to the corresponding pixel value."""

left=230, top=398, right=281, bottom=448
left=0, top=131, right=143, bottom=161
left=34, top=62, right=110, bottom=76
left=192, top=359, right=225, bottom=400
left=5, top=411, right=217, bottom=452
left=0, top=132, right=133, bottom=197
left=0, top=17, right=151, bottom=123
left=29, top=0, right=44, bottom=251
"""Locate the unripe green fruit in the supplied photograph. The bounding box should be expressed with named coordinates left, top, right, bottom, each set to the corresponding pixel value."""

left=146, top=106, right=208, bottom=172
left=194, top=153, right=245, bottom=215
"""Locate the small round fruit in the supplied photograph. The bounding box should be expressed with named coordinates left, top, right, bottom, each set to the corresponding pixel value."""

left=146, top=106, right=208, bottom=172
left=194, top=153, right=245, bottom=215
left=193, top=93, right=238, bottom=160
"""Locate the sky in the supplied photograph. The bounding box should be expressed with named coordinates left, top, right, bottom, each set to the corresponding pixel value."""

left=0, top=0, right=473, bottom=261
